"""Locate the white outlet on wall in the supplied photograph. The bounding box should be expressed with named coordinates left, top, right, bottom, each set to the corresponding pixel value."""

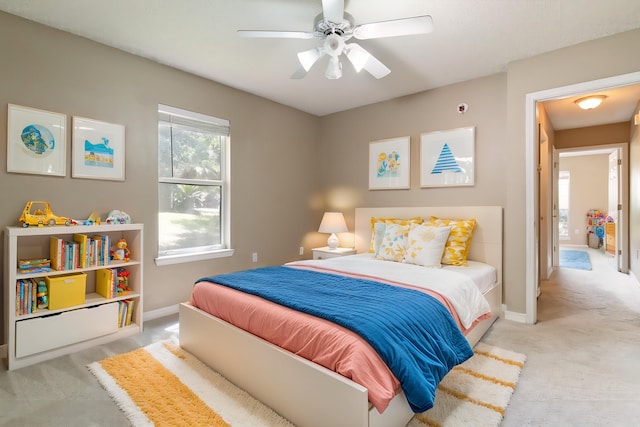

left=299, top=246, right=304, bottom=255
left=252, top=252, right=258, bottom=262
left=575, top=229, right=580, bottom=235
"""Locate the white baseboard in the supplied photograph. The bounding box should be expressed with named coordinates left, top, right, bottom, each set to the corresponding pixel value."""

left=503, top=308, right=527, bottom=323
left=144, top=304, right=180, bottom=321
left=629, top=269, right=640, bottom=288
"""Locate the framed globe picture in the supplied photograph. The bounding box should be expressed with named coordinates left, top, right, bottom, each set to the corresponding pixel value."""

left=7, top=104, right=67, bottom=176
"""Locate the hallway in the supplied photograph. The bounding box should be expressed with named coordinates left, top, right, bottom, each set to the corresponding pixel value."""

left=483, top=245, right=640, bottom=426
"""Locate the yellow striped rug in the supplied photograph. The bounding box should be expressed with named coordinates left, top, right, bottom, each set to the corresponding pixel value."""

left=88, top=340, right=294, bottom=427
left=88, top=340, right=524, bottom=427
left=410, top=342, right=526, bottom=427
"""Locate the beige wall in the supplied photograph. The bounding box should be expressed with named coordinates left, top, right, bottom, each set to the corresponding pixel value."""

left=558, top=154, right=610, bottom=245
left=556, top=122, right=630, bottom=149
left=2, top=10, right=640, bottom=336
left=318, top=73, right=508, bottom=237
left=505, top=28, right=640, bottom=313
left=0, top=12, right=321, bottom=330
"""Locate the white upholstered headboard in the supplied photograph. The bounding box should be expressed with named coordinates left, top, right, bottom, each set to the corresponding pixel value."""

left=354, top=206, right=503, bottom=285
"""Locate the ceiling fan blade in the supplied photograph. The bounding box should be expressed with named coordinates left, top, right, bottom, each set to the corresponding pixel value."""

left=237, top=30, right=315, bottom=39
left=353, top=15, right=433, bottom=40
left=322, top=0, right=344, bottom=23
left=345, top=43, right=390, bottom=79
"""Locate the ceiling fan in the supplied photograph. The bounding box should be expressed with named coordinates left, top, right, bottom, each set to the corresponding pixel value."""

left=238, top=0, right=433, bottom=80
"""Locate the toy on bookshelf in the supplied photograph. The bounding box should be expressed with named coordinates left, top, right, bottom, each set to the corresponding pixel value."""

left=111, top=238, right=130, bottom=262
left=70, top=211, right=101, bottom=226
left=117, top=269, right=131, bottom=295
left=106, top=210, right=131, bottom=224
left=36, top=281, right=48, bottom=309
left=19, top=201, right=71, bottom=227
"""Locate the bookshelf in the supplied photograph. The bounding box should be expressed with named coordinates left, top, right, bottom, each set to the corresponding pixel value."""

left=3, top=223, right=143, bottom=370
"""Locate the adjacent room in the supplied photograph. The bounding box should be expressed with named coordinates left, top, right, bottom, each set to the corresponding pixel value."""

left=1, top=1, right=640, bottom=426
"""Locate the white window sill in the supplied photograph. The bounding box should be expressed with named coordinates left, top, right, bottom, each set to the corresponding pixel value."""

left=155, top=248, right=235, bottom=266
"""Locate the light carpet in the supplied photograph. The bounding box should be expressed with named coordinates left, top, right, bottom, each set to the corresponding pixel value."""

left=559, top=249, right=592, bottom=270
left=88, top=340, right=524, bottom=427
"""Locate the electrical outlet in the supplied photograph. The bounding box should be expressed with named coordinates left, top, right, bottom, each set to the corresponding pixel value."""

left=252, top=252, right=258, bottom=263
left=299, top=246, right=304, bottom=255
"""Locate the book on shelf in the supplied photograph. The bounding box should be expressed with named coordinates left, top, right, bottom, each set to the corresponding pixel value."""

left=18, top=258, right=51, bottom=273
left=126, top=299, right=134, bottom=326
left=116, top=299, right=134, bottom=327
left=15, top=279, right=39, bottom=316
left=96, top=268, right=116, bottom=299
left=18, top=265, right=51, bottom=274
left=49, top=237, right=64, bottom=271
left=73, top=234, right=90, bottom=268
left=49, top=234, right=112, bottom=271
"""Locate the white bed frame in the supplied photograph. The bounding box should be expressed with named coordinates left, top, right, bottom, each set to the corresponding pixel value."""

left=179, top=206, right=502, bottom=427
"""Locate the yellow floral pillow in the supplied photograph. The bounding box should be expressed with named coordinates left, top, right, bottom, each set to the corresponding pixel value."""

left=369, top=216, right=422, bottom=253
left=403, top=224, right=452, bottom=268
left=375, top=223, right=410, bottom=262
left=428, top=216, right=477, bottom=266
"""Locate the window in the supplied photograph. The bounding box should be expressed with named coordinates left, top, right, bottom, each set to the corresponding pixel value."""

left=558, top=171, right=569, bottom=240
left=156, top=105, right=232, bottom=265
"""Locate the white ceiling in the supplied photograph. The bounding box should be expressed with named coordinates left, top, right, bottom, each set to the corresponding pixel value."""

left=1, top=0, right=640, bottom=128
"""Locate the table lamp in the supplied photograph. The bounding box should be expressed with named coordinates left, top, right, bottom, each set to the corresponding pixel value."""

left=318, top=212, right=348, bottom=250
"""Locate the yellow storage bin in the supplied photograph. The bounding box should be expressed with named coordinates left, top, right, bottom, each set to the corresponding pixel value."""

left=45, top=273, right=87, bottom=310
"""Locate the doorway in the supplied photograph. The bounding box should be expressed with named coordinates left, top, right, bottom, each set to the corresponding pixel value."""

left=554, top=146, right=625, bottom=271
left=525, top=71, right=640, bottom=324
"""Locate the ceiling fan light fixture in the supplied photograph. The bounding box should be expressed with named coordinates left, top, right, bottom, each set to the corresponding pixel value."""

left=297, top=47, right=322, bottom=71
left=326, top=56, right=342, bottom=79
left=575, top=95, right=607, bottom=110
left=324, top=33, right=345, bottom=56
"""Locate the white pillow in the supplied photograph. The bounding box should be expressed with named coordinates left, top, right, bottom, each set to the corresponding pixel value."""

left=403, top=224, right=452, bottom=268
left=372, top=222, right=387, bottom=256
left=375, top=223, right=410, bottom=262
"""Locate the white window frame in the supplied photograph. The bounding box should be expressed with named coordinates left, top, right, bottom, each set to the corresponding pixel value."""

left=155, top=104, right=233, bottom=266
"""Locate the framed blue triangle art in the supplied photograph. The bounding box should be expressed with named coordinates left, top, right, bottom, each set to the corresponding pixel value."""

left=420, top=126, right=475, bottom=187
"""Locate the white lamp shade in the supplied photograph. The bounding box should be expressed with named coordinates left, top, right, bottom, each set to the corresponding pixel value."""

left=318, top=212, right=348, bottom=249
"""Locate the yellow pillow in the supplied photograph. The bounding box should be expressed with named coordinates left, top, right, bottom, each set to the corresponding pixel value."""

left=369, top=216, right=422, bottom=253
left=428, top=216, right=477, bottom=266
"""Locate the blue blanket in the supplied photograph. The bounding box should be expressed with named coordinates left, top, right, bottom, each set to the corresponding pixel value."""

left=196, top=266, right=473, bottom=412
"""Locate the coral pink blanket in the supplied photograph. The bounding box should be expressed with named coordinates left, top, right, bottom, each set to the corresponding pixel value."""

left=190, top=261, right=489, bottom=412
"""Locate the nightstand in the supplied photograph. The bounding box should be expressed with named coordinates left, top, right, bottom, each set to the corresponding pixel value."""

left=312, top=247, right=357, bottom=260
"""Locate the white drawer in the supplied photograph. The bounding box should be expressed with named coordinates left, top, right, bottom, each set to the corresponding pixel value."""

left=15, top=303, right=119, bottom=358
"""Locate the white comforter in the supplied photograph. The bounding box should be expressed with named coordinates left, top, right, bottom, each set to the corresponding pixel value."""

left=287, top=253, right=491, bottom=329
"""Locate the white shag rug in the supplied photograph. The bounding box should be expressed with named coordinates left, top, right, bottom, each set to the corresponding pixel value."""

left=88, top=340, right=524, bottom=427
left=410, top=342, right=526, bottom=427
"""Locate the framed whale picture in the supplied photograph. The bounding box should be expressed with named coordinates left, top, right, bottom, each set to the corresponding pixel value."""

left=7, top=104, right=67, bottom=176
left=72, top=116, right=125, bottom=181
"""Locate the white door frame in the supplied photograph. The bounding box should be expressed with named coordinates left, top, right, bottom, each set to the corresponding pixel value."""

left=525, top=71, right=640, bottom=324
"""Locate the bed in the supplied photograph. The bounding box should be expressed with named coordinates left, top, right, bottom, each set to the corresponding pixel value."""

left=179, top=206, right=503, bottom=427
